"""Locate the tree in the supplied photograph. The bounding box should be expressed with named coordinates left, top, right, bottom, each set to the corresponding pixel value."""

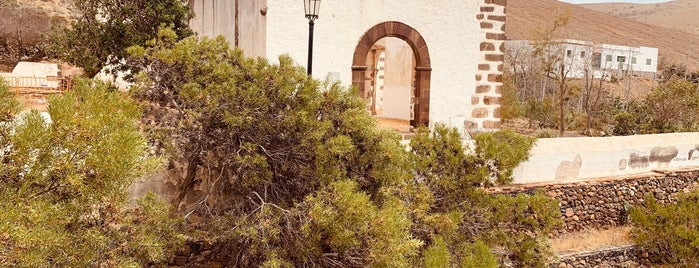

left=630, top=191, right=699, bottom=266
left=48, top=0, right=193, bottom=77
left=581, top=53, right=610, bottom=136
left=643, top=76, right=699, bottom=133
left=610, top=76, right=699, bottom=135
left=129, top=31, right=561, bottom=267
left=0, top=80, right=181, bottom=266
left=531, top=10, right=572, bottom=135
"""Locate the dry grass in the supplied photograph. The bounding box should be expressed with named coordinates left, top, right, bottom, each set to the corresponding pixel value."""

left=551, top=226, right=633, bottom=255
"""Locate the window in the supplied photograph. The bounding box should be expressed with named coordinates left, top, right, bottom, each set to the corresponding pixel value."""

left=580, top=51, right=586, bottom=58
left=566, top=50, right=572, bottom=57
left=606, top=55, right=613, bottom=61
left=592, top=53, right=602, bottom=68
left=646, top=58, right=652, bottom=65
left=617, top=56, right=626, bottom=63
left=631, top=57, right=637, bottom=64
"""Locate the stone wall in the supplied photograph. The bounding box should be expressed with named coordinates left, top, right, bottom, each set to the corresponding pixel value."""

left=492, top=170, right=699, bottom=233
left=551, top=245, right=640, bottom=268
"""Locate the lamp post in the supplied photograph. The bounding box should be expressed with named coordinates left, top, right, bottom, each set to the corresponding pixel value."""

left=304, top=0, right=321, bottom=75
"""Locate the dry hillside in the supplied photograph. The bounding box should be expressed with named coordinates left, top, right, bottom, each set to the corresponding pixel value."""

left=581, top=0, right=699, bottom=35
left=0, top=0, right=74, bottom=41
left=0, top=0, right=74, bottom=71
left=507, top=0, right=699, bottom=71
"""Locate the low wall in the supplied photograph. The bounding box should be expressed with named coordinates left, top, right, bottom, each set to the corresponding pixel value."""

left=551, top=245, right=640, bottom=268
left=512, top=132, right=699, bottom=184
left=492, top=170, right=699, bottom=232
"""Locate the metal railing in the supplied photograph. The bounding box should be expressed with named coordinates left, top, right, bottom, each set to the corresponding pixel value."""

left=1, top=75, right=73, bottom=93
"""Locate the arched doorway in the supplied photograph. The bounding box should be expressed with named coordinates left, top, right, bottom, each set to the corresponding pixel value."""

left=351, top=21, right=431, bottom=128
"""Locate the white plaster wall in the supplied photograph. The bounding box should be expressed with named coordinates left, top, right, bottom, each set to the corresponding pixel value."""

left=381, top=37, right=413, bottom=120
left=265, top=0, right=482, bottom=131
left=561, top=42, right=593, bottom=79
left=512, top=133, right=699, bottom=184
left=634, top=46, right=658, bottom=74
left=12, top=62, right=59, bottom=77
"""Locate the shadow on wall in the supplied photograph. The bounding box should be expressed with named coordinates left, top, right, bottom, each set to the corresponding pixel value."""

left=555, top=154, right=582, bottom=181
left=619, top=146, right=679, bottom=171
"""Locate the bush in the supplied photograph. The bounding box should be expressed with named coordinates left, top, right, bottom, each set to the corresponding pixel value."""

left=130, top=31, right=561, bottom=267
left=630, top=191, right=699, bottom=265
left=525, top=98, right=556, bottom=129
left=0, top=80, right=181, bottom=266
left=609, top=77, right=699, bottom=135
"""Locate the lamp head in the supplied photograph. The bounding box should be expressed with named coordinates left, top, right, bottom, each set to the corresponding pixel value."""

left=304, top=0, right=321, bottom=21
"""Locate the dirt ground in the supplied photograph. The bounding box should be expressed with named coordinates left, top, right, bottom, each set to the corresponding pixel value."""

left=551, top=226, right=633, bottom=255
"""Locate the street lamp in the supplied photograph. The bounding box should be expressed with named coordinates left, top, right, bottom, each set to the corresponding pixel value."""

left=304, top=0, right=321, bottom=75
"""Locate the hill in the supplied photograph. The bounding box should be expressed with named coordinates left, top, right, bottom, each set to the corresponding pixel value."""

left=507, top=0, right=699, bottom=72
left=581, top=0, right=699, bottom=35
left=0, top=0, right=74, bottom=71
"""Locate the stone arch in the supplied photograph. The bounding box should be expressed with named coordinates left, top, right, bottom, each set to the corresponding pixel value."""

left=351, top=21, right=431, bottom=127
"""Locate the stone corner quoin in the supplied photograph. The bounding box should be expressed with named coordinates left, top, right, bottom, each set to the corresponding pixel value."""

left=472, top=0, right=507, bottom=131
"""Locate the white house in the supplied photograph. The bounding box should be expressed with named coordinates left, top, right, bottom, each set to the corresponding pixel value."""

left=507, top=39, right=659, bottom=80
left=0, top=62, right=61, bottom=89
left=187, top=0, right=509, bottom=134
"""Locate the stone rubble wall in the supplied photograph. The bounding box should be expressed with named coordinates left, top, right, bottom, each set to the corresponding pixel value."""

left=551, top=245, right=640, bottom=268
left=491, top=170, right=699, bottom=233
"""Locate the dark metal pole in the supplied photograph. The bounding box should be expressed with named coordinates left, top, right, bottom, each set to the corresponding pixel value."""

left=307, top=20, right=314, bottom=75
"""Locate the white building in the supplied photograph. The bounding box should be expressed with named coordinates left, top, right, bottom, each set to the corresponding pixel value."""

left=507, top=39, right=659, bottom=79
left=187, top=0, right=508, bottom=134
left=0, top=62, right=61, bottom=89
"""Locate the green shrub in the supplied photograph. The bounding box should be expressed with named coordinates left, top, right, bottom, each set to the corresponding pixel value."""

left=0, top=80, right=21, bottom=121
left=460, top=240, right=499, bottom=268
left=525, top=98, right=556, bottom=128
left=0, top=80, right=181, bottom=266
left=630, top=191, right=699, bottom=265
left=130, top=31, right=561, bottom=267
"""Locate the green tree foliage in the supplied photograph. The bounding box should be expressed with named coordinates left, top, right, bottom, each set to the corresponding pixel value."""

left=525, top=97, right=557, bottom=129
left=630, top=191, right=699, bottom=265
left=643, top=76, right=699, bottom=132
left=0, top=81, right=20, bottom=121
left=531, top=10, right=572, bottom=136
left=611, top=77, right=699, bottom=135
left=0, top=80, right=181, bottom=266
left=500, top=70, right=523, bottom=122
left=130, top=32, right=561, bottom=267
left=460, top=240, right=499, bottom=268
left=48, top=0, right=193, bottom=77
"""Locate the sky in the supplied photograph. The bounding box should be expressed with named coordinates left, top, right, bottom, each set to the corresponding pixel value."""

left=560, top=0, right=671, bottom=3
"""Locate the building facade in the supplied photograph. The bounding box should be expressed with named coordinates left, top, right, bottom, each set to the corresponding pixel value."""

left=188, top=0, right=508, bottom=134
left=507, top=39, right=659, bottom=80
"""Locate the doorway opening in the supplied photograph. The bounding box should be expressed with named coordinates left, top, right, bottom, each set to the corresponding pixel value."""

left=365, top=37, right=416, bottom=132
left=352, top=21, right=431, bottom=133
